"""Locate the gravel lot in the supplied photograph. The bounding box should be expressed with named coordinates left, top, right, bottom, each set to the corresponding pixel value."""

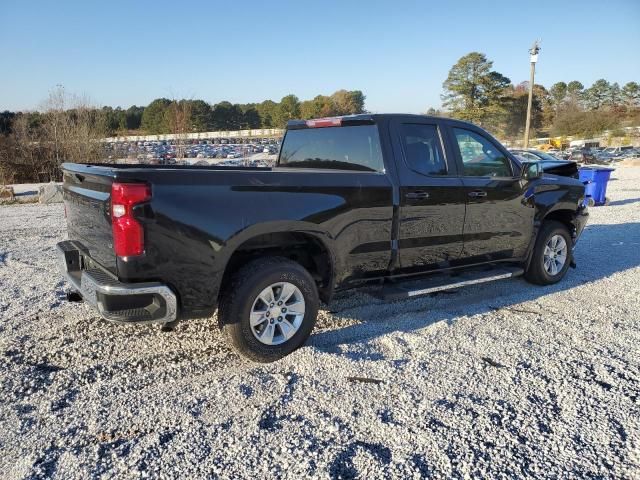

left=1, top=168, right=639, bottom=479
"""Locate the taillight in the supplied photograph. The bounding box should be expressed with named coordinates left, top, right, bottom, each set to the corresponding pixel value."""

left=111, top=182, right=151, bottom=256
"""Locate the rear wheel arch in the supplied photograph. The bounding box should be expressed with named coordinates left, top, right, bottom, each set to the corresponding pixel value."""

left=217, top=230, right=336, bottom=306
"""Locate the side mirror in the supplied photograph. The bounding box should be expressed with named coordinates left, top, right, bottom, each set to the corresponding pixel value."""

left=521, top=161, right=542, bottom=180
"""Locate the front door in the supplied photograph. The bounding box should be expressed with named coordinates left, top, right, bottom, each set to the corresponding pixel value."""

left=448, top=126, right=535, bottom=263
left=391, top=120, right=467, bottom=273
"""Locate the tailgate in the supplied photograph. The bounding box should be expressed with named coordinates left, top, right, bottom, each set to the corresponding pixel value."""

left=62, top=166, right=117, bottom=273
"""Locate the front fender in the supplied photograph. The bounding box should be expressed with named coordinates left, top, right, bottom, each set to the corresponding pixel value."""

left=524, top=178, right=586, bottom=268
left=533, top=181, right=584, bottom=223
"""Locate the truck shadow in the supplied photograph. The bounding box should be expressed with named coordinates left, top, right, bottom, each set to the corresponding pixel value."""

left=607, top=197, right=640, bottom=206
left=308, top=222, right=640, bottom=355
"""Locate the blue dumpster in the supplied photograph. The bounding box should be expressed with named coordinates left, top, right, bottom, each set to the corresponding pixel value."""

left=578, top=166, right=614, bottom=206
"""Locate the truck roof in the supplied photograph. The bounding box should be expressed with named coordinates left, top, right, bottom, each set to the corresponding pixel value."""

left=286, top=113, right=479, bottom=130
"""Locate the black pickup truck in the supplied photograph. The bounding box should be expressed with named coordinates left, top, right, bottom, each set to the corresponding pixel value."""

left=58, top=114, right=588, bottom=361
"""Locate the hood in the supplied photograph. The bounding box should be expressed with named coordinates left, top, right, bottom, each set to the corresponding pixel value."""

left=538, top=160, right=578, bottom=178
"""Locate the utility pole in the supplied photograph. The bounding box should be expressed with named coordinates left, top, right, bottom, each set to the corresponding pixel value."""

left=523, top=40, right=540, bottom=148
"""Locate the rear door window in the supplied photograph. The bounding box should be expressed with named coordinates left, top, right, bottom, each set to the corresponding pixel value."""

left=398, top=124, right=448, bottom=175
left=279, top=125, right=384, bottom=172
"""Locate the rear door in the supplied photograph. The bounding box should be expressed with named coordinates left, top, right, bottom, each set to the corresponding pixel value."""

left=446, top=125, right=534, bottom=263
left=390, top=119, right=466, bottom=272
left=62, top=167, right=117, bottom=273
left=278, top=121, right=394, bottom=284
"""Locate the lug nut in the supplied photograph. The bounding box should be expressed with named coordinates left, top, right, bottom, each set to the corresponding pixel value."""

left=265, top=311, right=270, bottom=317
left=278, top=316, right=282, bottom=321
left=278, top=301, right=283, bottom=306
left=282, top=308, right=287, bottom=313
left=270, top=319, right=274, bottom=324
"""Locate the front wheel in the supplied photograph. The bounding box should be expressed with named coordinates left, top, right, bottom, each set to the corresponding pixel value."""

left=525, top=221, right=572, bottom=285
left=219, top=257, right=319, bottom=362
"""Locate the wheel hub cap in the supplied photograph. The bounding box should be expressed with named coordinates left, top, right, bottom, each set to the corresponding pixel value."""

left=250, top=282, right=305, bottom=345
left=543, top=234, right=568, bottom=276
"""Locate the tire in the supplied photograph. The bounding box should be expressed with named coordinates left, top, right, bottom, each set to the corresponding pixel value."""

left=219, top=257, right=319, bottom=362
left=525, top=220, right=572, bottom=286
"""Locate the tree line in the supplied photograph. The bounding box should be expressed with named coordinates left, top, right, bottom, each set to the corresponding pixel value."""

left=437, top=52, right=640, bottom=139
left=1, top=55, right=638, bottom=185
left=0, top=89, right=366, bottom=138
left=0, top=87, right=366, bottom=184
left=137, top=89, right=364, bottom=134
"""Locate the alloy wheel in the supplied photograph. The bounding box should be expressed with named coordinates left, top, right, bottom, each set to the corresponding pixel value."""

left=249, top=282, right=306, bottom=345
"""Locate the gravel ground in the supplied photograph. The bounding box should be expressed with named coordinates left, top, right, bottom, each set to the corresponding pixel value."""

left=1, top=168, right=639, bottom=479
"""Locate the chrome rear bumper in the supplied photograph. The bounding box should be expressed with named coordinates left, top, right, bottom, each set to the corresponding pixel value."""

left=57, top=241, right=177, bottom=324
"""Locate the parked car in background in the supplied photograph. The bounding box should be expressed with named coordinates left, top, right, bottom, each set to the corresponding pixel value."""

left=510, top=149, right=579, bottom=178
left=604, top=146, right=634, bottom=156
left=568, top=149, right=597, bottom=164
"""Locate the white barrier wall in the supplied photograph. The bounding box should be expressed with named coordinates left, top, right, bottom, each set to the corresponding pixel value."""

left=104, top=128, right=285, bottom=143
left=104, top=125, right=639, bottom=145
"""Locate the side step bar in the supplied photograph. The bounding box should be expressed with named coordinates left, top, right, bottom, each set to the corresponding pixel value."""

left=380, top=266, right=524, bottom=301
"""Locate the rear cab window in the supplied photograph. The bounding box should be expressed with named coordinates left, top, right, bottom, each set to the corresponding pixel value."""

left=278, top=125, right=384, bottom=172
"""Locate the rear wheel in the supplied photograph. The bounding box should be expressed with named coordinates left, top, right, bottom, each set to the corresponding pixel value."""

left=525, top=221, right=572, bottom=285
left=219, top=257, right=319, bottom=362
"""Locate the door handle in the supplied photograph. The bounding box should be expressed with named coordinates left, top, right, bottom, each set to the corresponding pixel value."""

left=468, top=190, right=487, bottom=198
left=405, top=191, right=430, bottom=200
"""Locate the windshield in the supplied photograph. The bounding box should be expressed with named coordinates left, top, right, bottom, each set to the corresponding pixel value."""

left=534, top=150, right=563, bottom=162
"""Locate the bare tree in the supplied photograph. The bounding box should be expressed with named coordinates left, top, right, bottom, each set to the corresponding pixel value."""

left=12, top=114, right=48, bottom=181
left=166, top=99, right=192, bottom=161
left=0, top=135, right=17, bottom=186
left=0, top=86, right=110, bottom=184
left=36, top=86, right=105, bottom=168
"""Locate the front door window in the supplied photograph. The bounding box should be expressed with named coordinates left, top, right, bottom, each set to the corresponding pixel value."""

left=453, top=128, right=512, bottom=177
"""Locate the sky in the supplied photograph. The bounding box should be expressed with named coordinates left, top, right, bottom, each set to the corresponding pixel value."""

left=1, top=0, right=639, bottom=114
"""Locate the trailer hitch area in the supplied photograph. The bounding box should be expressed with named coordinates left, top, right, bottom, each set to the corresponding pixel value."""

left=66, top=290, right=83, bottom=302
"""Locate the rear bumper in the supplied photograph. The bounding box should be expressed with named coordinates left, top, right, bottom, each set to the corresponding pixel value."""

left=57, top=240, right=177, bottom=324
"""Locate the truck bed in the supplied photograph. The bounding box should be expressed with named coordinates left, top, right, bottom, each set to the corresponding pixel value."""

left=61, top=162, right=274, bottom=275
